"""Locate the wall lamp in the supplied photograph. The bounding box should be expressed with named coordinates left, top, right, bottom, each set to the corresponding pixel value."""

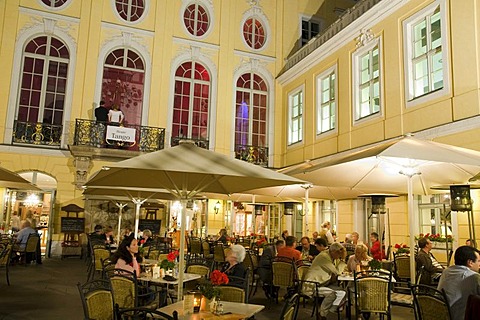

left=214, top=201, right=221, bottom=214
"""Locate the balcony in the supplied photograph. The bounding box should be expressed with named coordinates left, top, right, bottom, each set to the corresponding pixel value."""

left=235, top=144, right=268, bottom=167
left=69, top=119, right=165, bottom=160
left=12, top=120, right=63, bottom=147
left=171, top=136, right=209, bottom=149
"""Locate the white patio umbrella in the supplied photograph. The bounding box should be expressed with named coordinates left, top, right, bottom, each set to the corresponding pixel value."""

left=284, top=135, right=480, bottom=280
left=0, top=166, right=41, bottom=190
left=84, top=141, right=305, bottom=298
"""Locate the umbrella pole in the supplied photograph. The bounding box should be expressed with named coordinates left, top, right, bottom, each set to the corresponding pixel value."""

left=407, top=176, right=416, bottom=281
left=177, top=199, right=187, bottom=300
left=133, top=199, right=146, bottom=238
left=115, top=203, right=127, bottom=243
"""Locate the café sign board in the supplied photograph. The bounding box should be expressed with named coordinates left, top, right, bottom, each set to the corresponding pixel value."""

left=106, top=125, right=136, bottom=143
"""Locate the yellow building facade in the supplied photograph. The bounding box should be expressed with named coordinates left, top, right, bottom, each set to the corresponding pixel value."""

left=278, top=0, right=480, bottom=255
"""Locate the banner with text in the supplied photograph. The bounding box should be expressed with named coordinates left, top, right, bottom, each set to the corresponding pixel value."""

left=106, top=126, right=136, bottom=143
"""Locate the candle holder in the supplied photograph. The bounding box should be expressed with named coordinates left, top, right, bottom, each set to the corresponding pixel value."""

left=192, top=291, right=202, bottom=313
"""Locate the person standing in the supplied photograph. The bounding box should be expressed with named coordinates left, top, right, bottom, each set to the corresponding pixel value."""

left=369, top=232, right=385, bottom=260
left=94, top=100, right=109, bottom=122
left=10, top=211, right=21, bottom=232
left=319, top=221, right=335, bottom=245
left=108, top=104, right=124, bottom=126
left=438, top=245, right=480, bottom=320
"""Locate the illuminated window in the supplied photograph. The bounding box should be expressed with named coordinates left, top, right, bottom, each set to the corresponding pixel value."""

left=243, top=17, right=266, bottom=50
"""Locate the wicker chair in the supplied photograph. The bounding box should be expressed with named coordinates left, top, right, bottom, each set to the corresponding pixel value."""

left=189, top=238, right=202, bottom=257
left=0, top=242, right=13, bottom=285
left=411, top=284, right=452, bottom=320
left=353, top=270, right=393, bottom=320
left=218, top=273, right=250, bottom=303
left=213, top=244, right=226, bottom=270
left=202, top=240, right=213, bottom=260
left=77, top=279, right=114, bottom=320
left=89, top=247, right=111, bottom=280
left=14, top=233, right=40, bottom=265
left=146, top=248, right=160, bottom=260
left=272, top=257, right=298, bottom=303
left=115, top=305, right=178, bottom=320
left=108, top=269, right=161, bottom=310
left=280, top=293, right=300, bottom=320
left=393, top=252, right=411, bottom=281
left=243, top=250, right=260, bottom=298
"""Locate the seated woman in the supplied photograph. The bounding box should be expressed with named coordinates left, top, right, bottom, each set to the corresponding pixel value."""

left=217, top=228, right=228, bottom=244
left=221, top=244, right=246, bottom=287
left=103, top=226, right=115, bottom=246
left=111, top=234, right=142, bottom=277
left=141, top=229, right=154, bottom=247
left=347, top=244, right=372, bottom=273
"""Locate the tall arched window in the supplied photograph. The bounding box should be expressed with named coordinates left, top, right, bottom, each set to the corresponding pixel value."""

left=172, top=61, right=211, bottom=146
left=17, top=36, right=69, bottom=127
left=235, top=73, right=268, bottom=148
left=101, top=48, right=145, bottom=126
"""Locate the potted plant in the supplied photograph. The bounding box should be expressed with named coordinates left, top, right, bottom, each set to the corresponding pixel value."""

left=368, top=259, right=382, bottom=271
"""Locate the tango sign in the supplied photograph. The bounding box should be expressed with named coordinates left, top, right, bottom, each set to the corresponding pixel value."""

left=106, top=125, right=136, bottom=143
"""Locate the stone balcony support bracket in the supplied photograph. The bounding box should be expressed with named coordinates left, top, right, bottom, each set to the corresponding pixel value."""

left=74, top=156, right=92, bottom=189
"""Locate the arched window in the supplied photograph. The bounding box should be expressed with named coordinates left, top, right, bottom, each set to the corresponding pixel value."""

left=172, top=61, right=211, bottom=145
left=115, top=0, right=146, bottom=22
left=17, top=35, right=69, bottom=127
left=40, top=0, right=69, bottom=8
left=183, top=2, right=210, bottom=37
left=101, top=48, right=145, bottom=126
left=235, top=73, right=267, bottom=148
left=243, top=17, right=266, bottom=50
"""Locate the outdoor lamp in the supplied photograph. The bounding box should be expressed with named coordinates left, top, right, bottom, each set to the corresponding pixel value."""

left=214, top=201, right=221, bottom=214
left=284, top=202, right=294, bottom=215
left=254, top=204, right=263, bottom=216
left=450, top=185, right=472, bottom=211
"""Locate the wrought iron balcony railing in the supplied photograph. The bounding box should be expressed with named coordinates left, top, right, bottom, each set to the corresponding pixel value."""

left=12, top=120, right=63, bottom=147
left=72, top=119, right=165, bottom=153
left=171, top=136, right=209, bottom=149
left=235, top=144, right=268, bottom=167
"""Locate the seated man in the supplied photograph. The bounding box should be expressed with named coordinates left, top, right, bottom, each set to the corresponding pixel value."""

left=438, top=245, right=480, bottom=320
left=14, top=220, right=38, bottom=263
left=416, top=237, right=444, bottom=285
left=277, top=236, right=301, bottom=263
left=304, top=243, right=347, bottom=320
left=295, top=236, right=320, bottom=262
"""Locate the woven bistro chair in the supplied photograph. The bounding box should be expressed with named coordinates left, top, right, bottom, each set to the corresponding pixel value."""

left=411, top=284, right=452, bottom=320
left=189, top=238, right=202, bottom=257
left=14, top=233, right=40, bottom=265
left=272, top=257, right=298, bottom=304
left=213, top=244, right=226, bottom=270
left=0, top=242, right=13, bottom=285
left=77, top=279, right=115, bottom=320
left=280, top=293, right=300, bottom=320
left=354, top=269, right=393, bottom=320
left=243, top=250, right=260, bottom=298
left=108, top=269, right=161, bottom=310
left=89, top=247, right=111, bottom=280
left=202, top=240, right=213, bottom=260
left=217, top=272, right=250, bottom=303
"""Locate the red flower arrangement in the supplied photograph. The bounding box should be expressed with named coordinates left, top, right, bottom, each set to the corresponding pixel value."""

left=394, top=243, right=410, bottom=254
left=160, top=250, right=179, bottom=270
left=199, top=270, right=229, bottom=299
left=417, top=233, right=453, bottom=243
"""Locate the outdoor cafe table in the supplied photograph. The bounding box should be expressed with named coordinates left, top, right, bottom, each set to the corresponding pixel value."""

left=157, top=300, right=265, bottom=320
left=138, top=273, right=202, bottom=306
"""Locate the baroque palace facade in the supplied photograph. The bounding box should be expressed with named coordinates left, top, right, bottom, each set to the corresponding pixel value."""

left=0, top=0, right=479, bottom=258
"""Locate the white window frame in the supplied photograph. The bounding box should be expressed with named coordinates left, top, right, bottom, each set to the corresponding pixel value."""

left=403, top=0, right=450, bottom=107
left=299, top=15, right=322, bottom=47
left=287, top=85, right=304, bottom=146
left=111, top=0, right=149, bottom=24
left=352, top=37, right=383, bottom=124
left=240, top=7, right=271, bottom=52
left=316, top=65, right=337, bottom=136
left=179, top=0, right=214, bottom=40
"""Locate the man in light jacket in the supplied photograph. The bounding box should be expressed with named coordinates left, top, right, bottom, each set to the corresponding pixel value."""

left=438, top=245, right=480, bottom=320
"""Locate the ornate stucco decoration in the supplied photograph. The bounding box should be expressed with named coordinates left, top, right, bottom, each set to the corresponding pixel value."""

left=18, top=14, right=78, bottom=48
left=246, top=0, right=261, bottom=7
left=74, top=156, right=91, bottom=189
left=355, top=28, right=374, bottom=48
left=172, top=44, right=218, bottom=75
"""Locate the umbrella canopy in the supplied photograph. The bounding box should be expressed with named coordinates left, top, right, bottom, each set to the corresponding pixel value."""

left=84, top=141, right=305, bottom=298
left=85, top=142, right=305, bottom=198
left=244, top=184, right=367, bottom=201
left=0, top=167, right=40, bottom=190
left=284, top=135, right=480, bottom=280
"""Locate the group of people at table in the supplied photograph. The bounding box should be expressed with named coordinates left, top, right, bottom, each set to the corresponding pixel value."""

left=257, top=224, right=480, bottom=320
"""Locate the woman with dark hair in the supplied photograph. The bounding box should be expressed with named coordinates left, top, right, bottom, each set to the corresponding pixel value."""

left=111, top=234, right=142, bottom=276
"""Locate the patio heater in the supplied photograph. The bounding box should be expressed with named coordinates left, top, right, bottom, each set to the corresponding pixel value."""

left=450, top=185, right=476, bottom=246
left=359, top=194, right=398, bottom=260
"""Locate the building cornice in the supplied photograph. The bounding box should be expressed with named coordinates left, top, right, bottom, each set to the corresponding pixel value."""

left=277, top=0, right=408, bottom=85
